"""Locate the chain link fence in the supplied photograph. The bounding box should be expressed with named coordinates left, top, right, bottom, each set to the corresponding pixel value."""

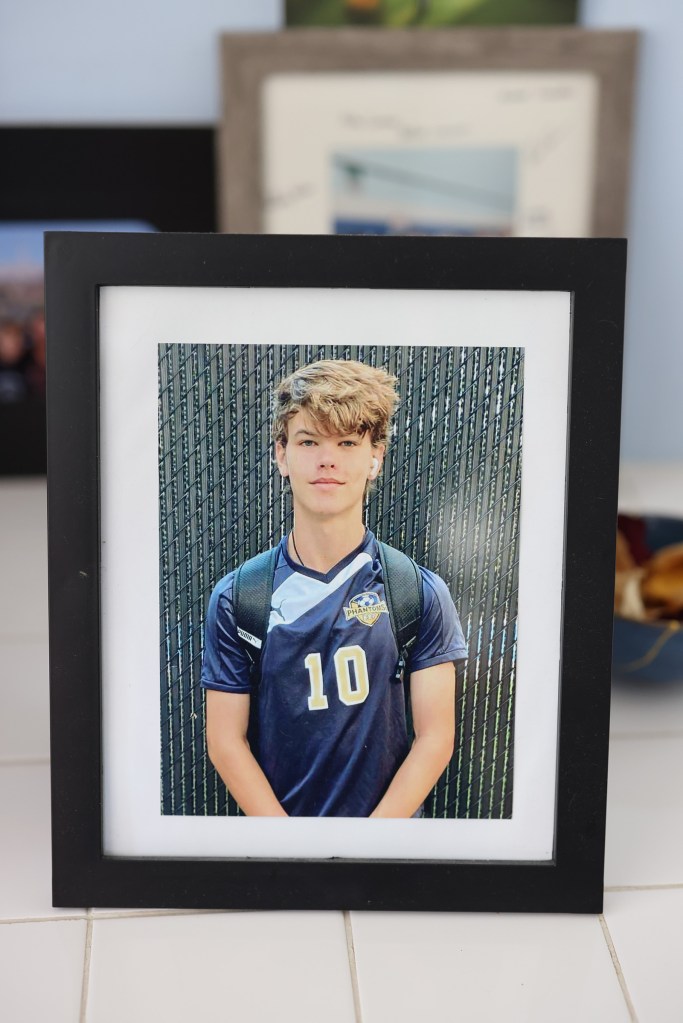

left=159, top=343, right=523, bottom=819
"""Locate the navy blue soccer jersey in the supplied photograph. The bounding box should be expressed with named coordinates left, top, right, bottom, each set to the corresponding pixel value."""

left=201, top=530, right=468, bottom=817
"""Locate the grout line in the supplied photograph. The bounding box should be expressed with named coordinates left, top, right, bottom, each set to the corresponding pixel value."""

left=0, top=909, right=225, bottom=925
left=86, top=908, right=224, bottom=920
left=86, top=912, right=226, bottom=920
left=0, top=914, right=88, bottom=926
left=343, top=912, right=364, bottom=1023
left=599, top=914, right=639, bottom=1023
left=79, top=916, right=93, bottom=1023
left=605, top=883, right=683, bottom=893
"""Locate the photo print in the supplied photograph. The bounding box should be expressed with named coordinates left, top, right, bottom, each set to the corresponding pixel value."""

left=158, top=342, right=524, bottom=822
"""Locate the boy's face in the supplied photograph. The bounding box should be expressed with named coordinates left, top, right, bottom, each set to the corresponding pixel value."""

left=275, top=410, right=384, bottom=522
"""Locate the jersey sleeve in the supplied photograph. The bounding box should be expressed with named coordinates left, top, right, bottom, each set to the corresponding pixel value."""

left=200, top=573, right=254, bottom=694
left=409, top=568, right=468, bottom=672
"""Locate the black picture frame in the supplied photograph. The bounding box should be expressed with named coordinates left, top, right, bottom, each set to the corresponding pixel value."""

left=0, top=126, right=216, bottom=476
left=46, top=232, right=625, bottom=913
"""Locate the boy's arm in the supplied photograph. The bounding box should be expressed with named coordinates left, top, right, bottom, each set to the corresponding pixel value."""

left=370, top=661, right=456, bottom=819
left=206, top=689, right=288, bottom=817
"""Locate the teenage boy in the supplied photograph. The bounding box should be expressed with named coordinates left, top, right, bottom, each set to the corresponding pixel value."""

left=201, top=359, right=467, bottom=817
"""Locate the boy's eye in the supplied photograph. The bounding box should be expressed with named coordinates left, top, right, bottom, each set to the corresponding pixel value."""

left=340, top=440, right=357, bottom=447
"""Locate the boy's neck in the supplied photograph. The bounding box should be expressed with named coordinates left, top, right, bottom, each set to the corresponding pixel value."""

left=288, top=512, right=367, bottom=574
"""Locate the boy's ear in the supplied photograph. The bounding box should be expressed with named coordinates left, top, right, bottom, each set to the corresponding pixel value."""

left=370, top=444, right=386, bottom=479
left=275, top=440, right=289, bottom=477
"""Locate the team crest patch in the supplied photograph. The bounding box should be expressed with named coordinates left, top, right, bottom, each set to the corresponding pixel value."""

left=343, top=591, right=389, bottom=627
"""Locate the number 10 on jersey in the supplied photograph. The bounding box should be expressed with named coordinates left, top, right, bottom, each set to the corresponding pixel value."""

left=304, top=645, right=370, bottom=710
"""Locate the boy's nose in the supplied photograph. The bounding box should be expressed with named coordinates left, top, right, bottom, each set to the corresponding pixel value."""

left=318, top=446, right=336, bottom=466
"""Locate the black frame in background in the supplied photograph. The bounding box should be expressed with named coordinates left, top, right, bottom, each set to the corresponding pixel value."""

left=0, top=127, right=216, bottom=475
left=45, top=233, right=626, bottom=913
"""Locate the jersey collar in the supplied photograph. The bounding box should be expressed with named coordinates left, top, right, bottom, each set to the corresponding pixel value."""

left=281, top=528, right=375, bottom=584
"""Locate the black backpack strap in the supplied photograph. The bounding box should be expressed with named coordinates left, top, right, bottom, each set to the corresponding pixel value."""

left=232, top=547, right=278, bottom=685
left=377, top=541, right=424, bottom=683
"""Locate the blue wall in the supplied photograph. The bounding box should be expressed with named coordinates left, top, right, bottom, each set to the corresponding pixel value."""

left=581, top=0, right=683, bottom=460
left=1, top=0, right=679, bottom=459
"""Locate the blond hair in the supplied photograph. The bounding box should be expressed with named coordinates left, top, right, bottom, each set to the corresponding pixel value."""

left=272, top=359, right=398, bottom=447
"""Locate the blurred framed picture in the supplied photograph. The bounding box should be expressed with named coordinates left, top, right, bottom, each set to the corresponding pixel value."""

left=0, top=219, right=155, bottom=443
left=286, top=0, right=579, bottom=27
left=218, top=28, right=637, bottom=237
left=0, top=127, right=216, bottom=475
left=46, top=233, right=625, bottom=912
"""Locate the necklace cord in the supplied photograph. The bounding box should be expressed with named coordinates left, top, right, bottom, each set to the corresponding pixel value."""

left=291, top=531, right=305, bottom=568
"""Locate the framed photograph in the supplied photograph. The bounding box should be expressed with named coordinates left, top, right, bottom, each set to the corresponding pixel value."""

left=285, top=0, right=579, bottom=27
left=218, top=28, right=637, bottom=237
left=0, top=126, right=216, bottom=475
left=46, top=232, right=625, bottom=912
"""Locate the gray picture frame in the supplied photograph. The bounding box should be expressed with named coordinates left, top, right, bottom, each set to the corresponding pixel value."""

left=218, top=27, right=638, bottom=236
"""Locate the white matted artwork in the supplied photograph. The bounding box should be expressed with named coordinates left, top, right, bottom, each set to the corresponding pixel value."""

left=219, top=29, right=638, bottom=240
left=262, top=72, right=598, bottom=237
left=98, top=284, right=570, bottom=862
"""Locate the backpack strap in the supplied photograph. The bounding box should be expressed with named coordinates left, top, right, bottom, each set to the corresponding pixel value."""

left=377, top=541, right=424, bottom=683
left=232, top=547, right=278, bottom=685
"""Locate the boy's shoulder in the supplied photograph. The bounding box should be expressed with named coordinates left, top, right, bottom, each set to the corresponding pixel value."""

left=378, top=541, right=452, bottom=603
left=211, top=569, right=235, bottom=593
left=417, top=564, right=455, bottom=602
left=208, top=568, right=236, bottom=606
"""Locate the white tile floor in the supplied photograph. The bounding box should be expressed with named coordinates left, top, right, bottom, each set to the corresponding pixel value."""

left=1, top=472, right=682, bottom=1023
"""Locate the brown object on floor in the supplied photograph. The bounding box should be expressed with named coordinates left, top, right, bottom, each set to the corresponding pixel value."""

left=641, top=542, right=683, bottom=618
